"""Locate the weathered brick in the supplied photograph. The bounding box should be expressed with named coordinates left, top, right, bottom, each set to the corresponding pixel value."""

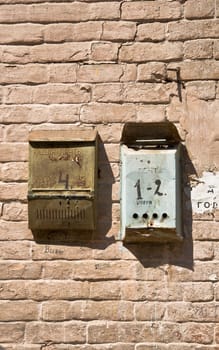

left=214, top=39, right=219, bottom=59
left=102, top=21, right=136, bottom=41
left=0, top=104, right=79, bottom=124
left=4, top=124, right=30, bottom=142
left=2, top=202, right=28, bottom=221
left=122, top=281, right=183, bottom=301
left=136, top=105, right=166, bottom=122
left=27, top=281, right=89, bottom=301
left=0, top=3, right=120, bottom=23
left=91, top=42, right=119, bottom=61
left=185, top=0, right=215, bottom=19
left=168, top=60, right=219, bottom=80
left=168, top=20, right=219, bottom=41
left=49, top=64, right=77, bottom=83
left=0, top=24, right=43, bottom=44
left=0, top=241, right=31, bottom=260
left=0, top=143, right=27, bottom=161
left=42, top=300, right=133, bottom=321
left=25, top=322, right=86, bottom=343
left=32, top=43, right=90, bottom=63
left=0, top=262, right=41, bottom=280
left=0, top=323, right=25, bottom=342
left=119, top=42, right=183, bottom=62
left=44, top=22, right=102, bottom=42
left=0, top=182, right=27, bottom=200
left=77, top=64, right=123, bottom=83
left=194, top=241, right=214, bottom=260
left=4, top=84, right=91, bottom=104
left=93, top=83, right=177, bottom=103
left=0, top=281, right=28, bottom=299
left=137, top=23, right=166, bottom=42
left=122, top=1, right=182, bottom=21
left=167, top=262, right=219, bottom=282
left=32, top=243, right=92, bottom=260
left=90, top=281, right=121, bottom=300
left=0, top=301, right=39, bottom=321
left=135, top=302, right=166, bottom=321
left=183, top=282, right=214, bottom=301
left=185, top=81, right=216, bottom=100
left=80, top=103, right=136, bottom=123
left=43, top=260, right=136, bottom=281
left=137, top=63, right=166, bottom=82
left=0, top=63, right=48, bottom=85
left=0, top=221, right=33, bottom=241
left=166, top=302, right=219, bottom=322
left=93, top=124, right=121, bottom=144
left=184, top=40, right=213, bottom=59
left=193, top=221, right=219, bottom=240
left=182, top=322, right=214, bottom=344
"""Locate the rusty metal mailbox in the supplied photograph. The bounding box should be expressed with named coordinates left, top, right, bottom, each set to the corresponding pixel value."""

left=28, top=129, right=98, bottom=231
left=120, top=122, right=183, bottom=243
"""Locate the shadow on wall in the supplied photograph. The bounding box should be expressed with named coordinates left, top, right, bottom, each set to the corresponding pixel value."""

left=32, top=135, right=115, bottom=247
left=125, top=145, right=196, bottom=271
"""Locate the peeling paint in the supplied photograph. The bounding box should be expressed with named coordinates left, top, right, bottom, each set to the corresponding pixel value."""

left=191, top=172, right=219, bottom=214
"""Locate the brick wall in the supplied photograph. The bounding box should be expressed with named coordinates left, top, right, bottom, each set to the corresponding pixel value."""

left=0, top=0, right=219, bottom=349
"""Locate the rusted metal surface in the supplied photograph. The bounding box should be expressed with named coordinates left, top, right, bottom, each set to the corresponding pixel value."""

left=28, top=129, right=97, bottom=231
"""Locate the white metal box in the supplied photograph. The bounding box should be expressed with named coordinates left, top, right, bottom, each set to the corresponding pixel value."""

left=120, top=123, right=183, bottom=242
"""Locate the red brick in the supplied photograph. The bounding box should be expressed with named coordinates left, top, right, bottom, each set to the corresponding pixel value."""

left=0, top=241, right=31, bottom=260
left=27, top=281, right=89, bottom=301
left=2, top=202, right=27, bottom=221
left=25, top=322, right=86, bottom=343
left=122, top=1, right=181, bottom=21
left=91, top=42, right=119, bottom=61
left=32, top=243, right=92, bottom=260
left=90, top=281, right=121, bottom=300
left=135, top=302, right=166, bottom=321
left=0, top=24, right=43, bottom=44
left=168, top=60, right=219, bottom=80
left=4, top=84, right=91, bottom=104
left=93, top=83, right=176, bottom=103
left=0, top=323, right=25, bottom=342
left=166, top=302, right=219, bottom=322
left=77, top=64, right=123, bottom=83
left=122, top=281, right=183, bottom=301
left=137, top=23, right=166, bottom=42
left=184, top=40, right=213, bottom=59
left=42, top=300, right=134, bottom=321
left=0, top=3, right=120, bottom=23
left=4, top=124, right=30, bottom=142
left=183, top=282, right=214, bottom=301
left=44, top=22, right=102, bottom=42
left=0, top=301, right=39, bottom=321
left=185, top=81, right=216, bottom=100
left=0, top=221, right=31, bottom=240
left=185, top=0, right=215, bottom=19
left=43, top=260, right=136, bottom=281
left=0, top=182, right=27, bottom=200
left=0, top=262, right=42, bottom=280
left=102, top=21, right=136, bottom=41
left=0, top=143, right=27, bottom=161
left=80, top=103, right=136, bottom=123
left=49, top=63, right=77, bottom=83
left=119, top=42, right=183, bottom=62
left=168, top=20, right=219, bottom=41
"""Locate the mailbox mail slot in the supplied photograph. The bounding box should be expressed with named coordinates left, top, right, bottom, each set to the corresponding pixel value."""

left=28, top=129, right=97, bottom=231
left=120, top=122, right=183, bottom=243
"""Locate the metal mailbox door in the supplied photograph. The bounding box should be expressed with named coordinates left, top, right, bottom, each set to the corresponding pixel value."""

left=120, top=145, right=182, bottom=242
